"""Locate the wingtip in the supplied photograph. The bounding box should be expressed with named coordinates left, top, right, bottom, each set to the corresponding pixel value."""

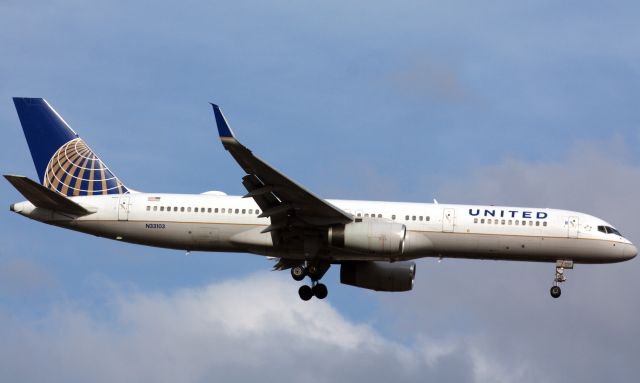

left=210, top=103, right=235, bottom=139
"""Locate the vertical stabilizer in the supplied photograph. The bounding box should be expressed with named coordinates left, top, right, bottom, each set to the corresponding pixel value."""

left=13, top=98, right=128, bottom=196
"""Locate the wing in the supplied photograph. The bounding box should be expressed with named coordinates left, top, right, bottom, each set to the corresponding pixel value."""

left=211, top=104, right=353, bottom=249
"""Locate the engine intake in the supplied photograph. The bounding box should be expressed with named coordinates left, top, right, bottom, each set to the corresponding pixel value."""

left=340, top=261, right=416, bottom=292
left=328, top=220, right=406, bottom=255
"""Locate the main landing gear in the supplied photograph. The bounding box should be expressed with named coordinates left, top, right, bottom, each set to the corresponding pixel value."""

left=291, top=263, right=329, bottom=301
left=550, top=260, right=573, bottom=299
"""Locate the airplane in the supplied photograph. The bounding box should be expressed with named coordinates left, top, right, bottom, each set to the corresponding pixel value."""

left=5, top=98, right=637, bottom=301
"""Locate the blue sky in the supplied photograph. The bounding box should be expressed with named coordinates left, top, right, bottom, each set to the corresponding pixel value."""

left=2, top=1, right=640, bottom=382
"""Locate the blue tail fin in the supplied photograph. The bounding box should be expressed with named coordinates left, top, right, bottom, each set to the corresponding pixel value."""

left=13, top=98, right=128, bottom=196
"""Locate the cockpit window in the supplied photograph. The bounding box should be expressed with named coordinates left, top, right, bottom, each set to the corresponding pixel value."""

left=609, top=227, right=622, bottom=236
left=598, top=225, right=622, bottom=236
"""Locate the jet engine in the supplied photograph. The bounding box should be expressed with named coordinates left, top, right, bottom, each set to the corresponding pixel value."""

left=340, top=261, right=416, bottom=292
left=328, top=220, right=406, bottom=255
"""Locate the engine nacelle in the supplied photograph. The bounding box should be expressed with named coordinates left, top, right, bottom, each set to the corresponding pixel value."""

left=340, top=261, right=416, bottom=292
left=328, top=220, right=406, bottom=255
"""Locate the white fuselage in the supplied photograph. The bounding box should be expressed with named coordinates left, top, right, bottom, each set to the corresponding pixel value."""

left=11, top=192, right=637, bottom=264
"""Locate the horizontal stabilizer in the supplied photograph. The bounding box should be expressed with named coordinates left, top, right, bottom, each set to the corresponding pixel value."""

left=4, top=175, right=92, bottom=216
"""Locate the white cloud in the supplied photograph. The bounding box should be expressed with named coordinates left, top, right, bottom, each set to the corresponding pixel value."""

left=379, top=137, right=640, bottom=383
left=0, top=273, right=498, bottom=383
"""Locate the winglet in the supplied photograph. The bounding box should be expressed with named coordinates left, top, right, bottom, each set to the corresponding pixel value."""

left=210, top=103, right=236, bottom=139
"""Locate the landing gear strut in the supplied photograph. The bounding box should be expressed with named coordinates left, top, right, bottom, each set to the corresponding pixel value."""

left=550, top=260, right=573, bottom=299
left=292, top=262, right=329, bottom=301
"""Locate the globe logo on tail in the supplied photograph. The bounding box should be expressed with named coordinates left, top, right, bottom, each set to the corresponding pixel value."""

left=43, top=138, right=128, bottom=196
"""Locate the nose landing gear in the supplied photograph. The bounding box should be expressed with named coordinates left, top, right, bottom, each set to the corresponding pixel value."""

left=550, top=260, right=573, bottom=299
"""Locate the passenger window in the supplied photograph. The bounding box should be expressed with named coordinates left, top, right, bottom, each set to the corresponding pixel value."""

left=392, top=215, right=396, bottom=220
left=378, top=214, right=382, bottom=218
left=208, top=208, right=212, bottom=213
left=242, top=209, right=246, bottom=214
left=508, top=220, right=512, bottom=225
left=160, top=207, right=165, bottom=212
left=419, top=216, right=423, bottom=221
left=187, top=207, right=191, bottom=212
left=515, top=220, right=519, bottom=225
left=180, top=207, right=185, bottom=212
left=194, top=208, right=198, bottom=213
left=249, top=209, right=253, bottom=214
left=543, top=222, right=547, bottom=227
left=481, top=219, right=485, bottom=224
left=146, top=206, right=150, bottom=211
left=426, top=216, right=430, bottom=221
left=221, top=208, right=225, bottom=213
left=474, top=218, right=478, bottom=223
left=256, top=210, right=260, bottom=215
left=529, top=221, right=533, bottom=226
left=174, top=207, right=178, bottom=212
left=405, top=215, right=409, bottom=220
left=364, top=214, right=369, bottom=217
left=412, top=216, right=416, bottom=221
left=153, top=206, right=158, bottom=211
left=357, top=213, right=362, bottom=217
left=215, top=208, right=219, bottom=213
left=521, top=220, right=525, bottom=225
left=536, top=221, right=540, bottom=226
left=501, top=219, right=505, bottom=225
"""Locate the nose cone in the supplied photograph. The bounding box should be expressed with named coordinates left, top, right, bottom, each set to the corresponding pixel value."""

left=623, top=243, right=638, bottom=261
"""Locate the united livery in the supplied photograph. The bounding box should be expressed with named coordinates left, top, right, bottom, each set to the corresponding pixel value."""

left=4, top=97, right=637, bottom=302
left=469, top=208, right=548, bottom=220
left=14, top=98, right=127, bottom=197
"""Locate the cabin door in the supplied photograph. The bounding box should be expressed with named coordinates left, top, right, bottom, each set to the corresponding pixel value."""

left=567, top=216, right=579, bottom=238
left=443, top=208, right=455, bottom=232
left=118, top=195, right=130, bottom=221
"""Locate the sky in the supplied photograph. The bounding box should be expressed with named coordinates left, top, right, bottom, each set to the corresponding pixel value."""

left=1, top=0, right=640, bottom=382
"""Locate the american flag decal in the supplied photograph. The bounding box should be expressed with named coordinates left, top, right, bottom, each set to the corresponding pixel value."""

left=147, top=196, right=161, bottom=201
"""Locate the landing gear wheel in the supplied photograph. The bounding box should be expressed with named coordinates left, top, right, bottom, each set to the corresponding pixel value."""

left=550, top=285, right=561, bottom=299
left=313, top=283, right=328, bottom=299
left=298, top=285, right=313, bottom=301
left=549, top=260, right=572, bottom=299
left=291, top=266, right=306, bottom=281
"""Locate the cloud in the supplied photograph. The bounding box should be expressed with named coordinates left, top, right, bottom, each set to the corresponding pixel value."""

left=436, top=137, right=640, bottom=233
left=0, top=273, right=499, bottom=383
left=378, top=137, right=640, bottom=383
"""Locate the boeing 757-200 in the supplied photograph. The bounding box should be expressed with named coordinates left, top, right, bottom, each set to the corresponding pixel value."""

left=5, top=98, right=637, bottom=300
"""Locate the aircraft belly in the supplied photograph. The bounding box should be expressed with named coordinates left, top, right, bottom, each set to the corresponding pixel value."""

left=424, top=231, right=624, bottom=263
left=70, top=221, right=263, bottom=252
